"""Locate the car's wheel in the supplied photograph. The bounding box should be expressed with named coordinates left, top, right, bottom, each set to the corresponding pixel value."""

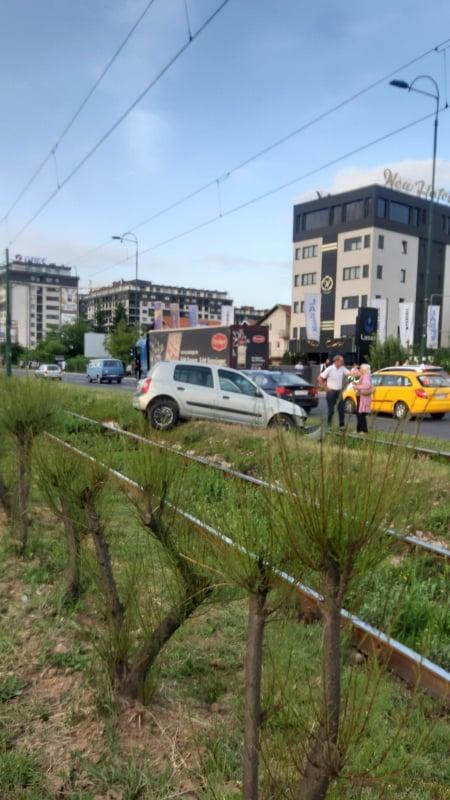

left=108, top=379, right=112, bottom=384
left=117, top=378, right=122, bottom=384
left=96, top=375, right=101, bottom=383
left=148, top=399, right=179, bottom=430
left=431, top=412, right=445, bottom=420
left=393, top=401, right=409, bottom=420
left=344, top=397, right=356, bottom=414
left=88, top=377, right=92, bottom=383
left=268, top=414, right=295, bottom=431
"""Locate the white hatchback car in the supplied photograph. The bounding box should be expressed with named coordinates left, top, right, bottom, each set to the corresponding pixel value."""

left=133, top=361, right=307, bottom=431
left=34, top=364, right=63, bottom=380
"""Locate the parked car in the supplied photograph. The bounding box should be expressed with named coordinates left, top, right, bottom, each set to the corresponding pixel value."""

left=343, top=367, right=450, bottom=420
left=133, top=361, right=307, bottom=431
left=34, top=364, right=63, bottom=380
left=86, top=359, right=124, bottom=384
left=243, top=370, right=319, bottom=414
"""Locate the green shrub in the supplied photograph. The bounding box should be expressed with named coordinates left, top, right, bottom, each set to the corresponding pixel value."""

left=65, top=355, right=89, bottom=373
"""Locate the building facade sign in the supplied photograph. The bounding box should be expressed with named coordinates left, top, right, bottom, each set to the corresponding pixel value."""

left=384, top=168, right=450, bottom=204
left=14, top=254, right=47, bottom=265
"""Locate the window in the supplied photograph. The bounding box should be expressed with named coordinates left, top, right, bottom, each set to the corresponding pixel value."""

left=294, top=275, right=300, bottom=287
left=399, top=298, right=405, bottom=303
left=390, top=201, right=410, bottom=224
left=400, top=269, right=406, bottom=284
left=292, top=327, right=298, bottom=339
left=302, top=244, right=318, bottom=258
left=301, top=272, right=317, bottom=286
left=412, top=208, right=420, bottom=226
left=378, top=235, right=384, bottom=249
left=340, top=324, right=356, bottom=336
left=377, top=198, right=387, bottom=218
left=401, top=240, right=408, bottom=254
left=45, top=314, right=59, bottom=320
left=344, top=199, right=364, bottom=222
left=364, top=234, right=371, bottom=248
left=422, top=209, right=427, bottom=224
left=303, top=208, right=329, bottom=231
left=362, top=264, right=369, bottom=278
left=344, top=236, right=362, bottom=251
left=343, top=266, right=361, bottom=280
left=376, top=264, right=383, bottom=280
left=361, top=295, right=368, bottom=307
left=300, top=301, right=305, bottom=313
left=293, top=301, right=299, bottom=313
left=330, top=205, right=342, bottom=224
left=341, top=296, right=359, bottom=310
left=218, top=369, right=258, bottom=396
left=295, top=248, right=301, bottom=260
left=375, top=294, right=381, bottom=299
left=173, top=364, right=213, bottom=388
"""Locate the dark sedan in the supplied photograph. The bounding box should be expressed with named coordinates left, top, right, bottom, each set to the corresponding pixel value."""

left=244, top=370, right=319, bottom=413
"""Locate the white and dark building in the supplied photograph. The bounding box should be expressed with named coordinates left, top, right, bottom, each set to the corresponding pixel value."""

left=0, top=256, right=79, bottom=349
left=81, top=279, right=233, bottom=330
left=257, top=304, right=291, bottom=363
left=291, top=184, right=450, bottom=352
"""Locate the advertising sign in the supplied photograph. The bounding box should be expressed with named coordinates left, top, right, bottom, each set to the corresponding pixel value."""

left=149, top=325, right=268, bottom=370
left=169, top=303, right=180, bottom=329
left=61, top=288, right=78, bottom=313
left=304, top=293, right=321, bottom=343
left=370, top=297, right=387, bottom=343
left=399, top=302, right=415, bottom=347
left=154, top=302, right=163, bottom=330
left=426, top=305, right=440, bottom=349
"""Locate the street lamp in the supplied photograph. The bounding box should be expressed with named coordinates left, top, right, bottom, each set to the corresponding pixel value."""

left=390, top=75, right=440, bottom=358
left=112, top=232, right=139, bottom=336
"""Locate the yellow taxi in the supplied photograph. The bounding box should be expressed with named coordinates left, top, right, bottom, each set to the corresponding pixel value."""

left=343, top=367, right=450, bottom=420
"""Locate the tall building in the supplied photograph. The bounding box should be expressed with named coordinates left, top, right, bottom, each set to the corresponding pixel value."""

left=81, top=279, right=232, bottom=329
left=291, top=184, right=450, bottom=351
left=234, top=305, right=270, bottom=325
left=0, top=256, right=79, bottom=349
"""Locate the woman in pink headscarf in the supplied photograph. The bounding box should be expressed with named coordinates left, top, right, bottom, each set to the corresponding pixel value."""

left=353, top=363, right=373, bottom=434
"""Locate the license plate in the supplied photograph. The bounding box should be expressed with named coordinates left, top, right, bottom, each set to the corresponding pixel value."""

left=435, top=393, right=447, bottom=399
left=295, top=390, right=308, bottom=396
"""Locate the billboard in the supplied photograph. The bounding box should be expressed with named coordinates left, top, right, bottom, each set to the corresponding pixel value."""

left=149, top=325, right=268, bottom=370
left=61, top=287, right=78, bottom=313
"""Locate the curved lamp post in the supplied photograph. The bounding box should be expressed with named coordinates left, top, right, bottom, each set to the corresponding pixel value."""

left=390, top=75, right=440, bottom=357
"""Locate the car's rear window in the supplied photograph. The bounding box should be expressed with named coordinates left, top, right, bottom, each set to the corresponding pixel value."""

left=271, top=372, right=309, bottom=387
left=418, top=375, right=450, bottom=387
left=103, top=360, right=121, bottom=367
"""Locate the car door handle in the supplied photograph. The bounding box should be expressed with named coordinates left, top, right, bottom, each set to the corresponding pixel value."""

left=177, top=386, right=185, bottom=391
left=222, top=395, right=230, bottom=400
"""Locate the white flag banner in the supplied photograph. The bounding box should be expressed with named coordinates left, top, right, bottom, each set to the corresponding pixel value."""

left=370, top=297, right=387, bottom=343
left=304, top=293, right=321, bottom=342
left=426, top=305, right=440, bottom=349
left=398, top=302, right=415, bottom=347
left=221, top=304, right=234, bottom=326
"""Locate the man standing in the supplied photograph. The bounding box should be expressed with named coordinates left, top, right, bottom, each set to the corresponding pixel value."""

left=318, top=354, right=350, bottom=429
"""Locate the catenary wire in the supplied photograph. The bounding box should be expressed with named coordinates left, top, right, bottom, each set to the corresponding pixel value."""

left=85, top=108, right=442, bottom=282
left=8, top=0, right=232, bottom=246
left=2, top=0, right=158, bottom=222
left=76, top=35, right=450, bottom=267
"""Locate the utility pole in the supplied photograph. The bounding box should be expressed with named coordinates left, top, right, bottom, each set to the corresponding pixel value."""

left=4, top=248, right=12, bottom=377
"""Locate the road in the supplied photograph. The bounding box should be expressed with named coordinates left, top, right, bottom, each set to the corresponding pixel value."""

left=13, top=370, right=450, bottom=442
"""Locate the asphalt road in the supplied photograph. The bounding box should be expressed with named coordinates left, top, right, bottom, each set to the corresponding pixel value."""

left=13, top=369, right=450, bottom=443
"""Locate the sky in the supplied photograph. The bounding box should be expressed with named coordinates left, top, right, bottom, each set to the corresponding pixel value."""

left=1, top=0, right=450, bottom=308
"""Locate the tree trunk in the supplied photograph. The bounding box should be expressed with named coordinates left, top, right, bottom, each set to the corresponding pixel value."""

left=243, top=589, right=268, bottom=800
left=120, top=586, right=210, bottom=700
left=86, top=500, right=127, bottom=681
left=298, top=563, right=342, bottom=800
left=61, top=499, right=82, bottom=602
left=17, top=446, right=30, bottom=555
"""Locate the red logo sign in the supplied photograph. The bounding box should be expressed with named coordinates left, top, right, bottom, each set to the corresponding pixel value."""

left=211, top=333, right=228, bottom=352
left=252, top=335, right=266, bottom=344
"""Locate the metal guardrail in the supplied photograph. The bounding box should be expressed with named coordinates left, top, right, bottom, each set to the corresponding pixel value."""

left=64, top=410, right=450, bottom=563
left=47, top=432, right=450, bottom=706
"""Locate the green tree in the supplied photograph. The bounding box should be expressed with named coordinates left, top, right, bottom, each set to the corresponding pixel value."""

left=112, top=302, right=128, bottom=330
left=92, top=308, right=108, bottom=333
left=368, top=336, right=408, bottom=370
left=0, top=343, right=24, bottom=364
left=105, top=319, right=135, bottom=365
left=60, top=318, right=92, bottom=357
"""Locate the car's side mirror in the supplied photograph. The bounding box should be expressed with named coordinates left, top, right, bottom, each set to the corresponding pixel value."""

left=255, top=388, right=264, bottom=398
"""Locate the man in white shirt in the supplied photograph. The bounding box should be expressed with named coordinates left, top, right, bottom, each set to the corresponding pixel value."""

left=317, top=355, right=350, bottom=428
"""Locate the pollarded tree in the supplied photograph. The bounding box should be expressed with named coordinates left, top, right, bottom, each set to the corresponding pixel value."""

left=0, top=377, right=58, bottom=554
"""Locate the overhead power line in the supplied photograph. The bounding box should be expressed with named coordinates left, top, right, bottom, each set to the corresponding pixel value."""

left=2, top=0, right=158, bottom=222
left=8, top=0, right=232, bottom=246
left=77, top=35, right=450, bottom=267
left=85, top=109, right=443, bottom=282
